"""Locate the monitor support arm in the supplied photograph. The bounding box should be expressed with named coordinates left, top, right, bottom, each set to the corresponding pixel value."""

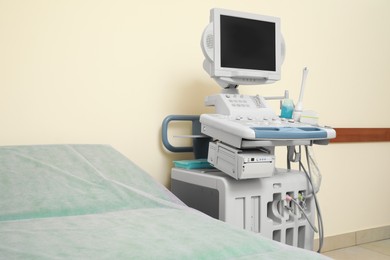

left=220, top=83, right=239, bottom=94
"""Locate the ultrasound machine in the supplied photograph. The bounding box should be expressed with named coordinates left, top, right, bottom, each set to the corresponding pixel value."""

left=163, top=8, right=335, bottom=252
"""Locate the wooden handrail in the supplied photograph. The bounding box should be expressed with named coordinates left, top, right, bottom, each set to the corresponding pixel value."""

left=331, top=128, right=390, bottom=143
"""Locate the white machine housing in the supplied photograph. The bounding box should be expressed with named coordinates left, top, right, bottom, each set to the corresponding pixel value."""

left=171, top=168, right=315, bottom=250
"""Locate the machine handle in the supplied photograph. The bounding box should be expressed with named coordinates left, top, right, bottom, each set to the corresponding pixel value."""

left=162, top=115, right=201, bottom=153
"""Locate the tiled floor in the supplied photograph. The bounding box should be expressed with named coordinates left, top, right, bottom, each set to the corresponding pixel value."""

left=322, top=239, right=390, bottom=259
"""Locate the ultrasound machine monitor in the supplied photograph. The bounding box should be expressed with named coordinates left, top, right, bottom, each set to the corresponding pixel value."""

left=201, top=8, right=285, bottom=88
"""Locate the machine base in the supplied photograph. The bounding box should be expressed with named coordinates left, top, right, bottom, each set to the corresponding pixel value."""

left=171, top=168, right=315, bottom=250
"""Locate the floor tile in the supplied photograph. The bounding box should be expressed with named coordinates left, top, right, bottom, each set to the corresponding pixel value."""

left=359, top=239, right=390, bottom=256
left=322, top=245, right=390, bottom=260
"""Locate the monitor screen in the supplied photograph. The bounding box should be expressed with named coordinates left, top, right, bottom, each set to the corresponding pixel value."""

left=201, top=8, right=283, bottom=88
left=220, top=15, right=276, bottom=71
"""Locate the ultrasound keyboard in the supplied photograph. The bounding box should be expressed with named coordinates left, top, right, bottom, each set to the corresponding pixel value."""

left=200, top=113, right=336, bottom=148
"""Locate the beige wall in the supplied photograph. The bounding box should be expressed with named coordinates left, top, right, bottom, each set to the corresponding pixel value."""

left=1, top=0, right=389, bottom=237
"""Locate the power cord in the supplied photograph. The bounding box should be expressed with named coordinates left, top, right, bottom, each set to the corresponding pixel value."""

left=299, top=145, right=324, bottom=253
left=286, top=145, right=324, bottom=253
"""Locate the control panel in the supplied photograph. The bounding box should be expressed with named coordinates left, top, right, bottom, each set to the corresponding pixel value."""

left=204, top=94, right=276, bottom=119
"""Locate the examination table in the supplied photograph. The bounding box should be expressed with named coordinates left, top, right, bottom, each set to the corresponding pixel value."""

left=0, top=145, right=330, bottom=259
